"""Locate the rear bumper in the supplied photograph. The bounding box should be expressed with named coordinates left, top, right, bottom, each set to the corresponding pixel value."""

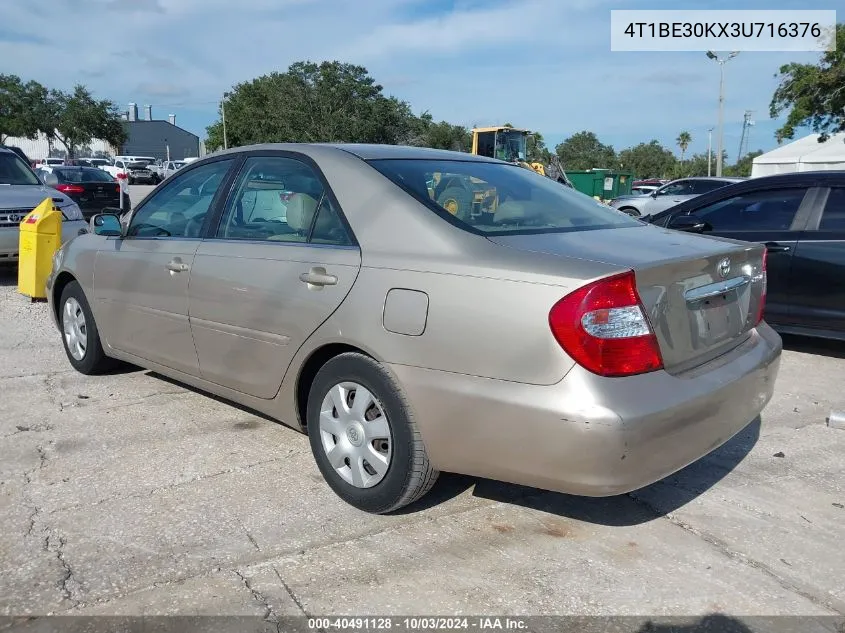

left=391, top=323, right=782, bottom=496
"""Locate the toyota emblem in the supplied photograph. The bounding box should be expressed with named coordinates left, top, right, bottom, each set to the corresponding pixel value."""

left=717, top=257, right=731, bottom=278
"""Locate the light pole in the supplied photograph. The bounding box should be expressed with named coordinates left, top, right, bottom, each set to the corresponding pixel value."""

left=706, top=50, right=739, bottom=177
left=707, top=127, right=713, bottom=177
left=221, top=91, right=230, bottom=150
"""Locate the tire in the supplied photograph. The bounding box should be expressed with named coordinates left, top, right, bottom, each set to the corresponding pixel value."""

left=306, top=352, right=439, bottom=514
left=436, top=185, right=474, bottom=221
left=618, top=206, right=641, bottom=217
left=58, top=281, right=115, bottom=375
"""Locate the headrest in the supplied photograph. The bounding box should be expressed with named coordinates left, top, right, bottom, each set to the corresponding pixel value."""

left=286, top=193, right=319, bottom=231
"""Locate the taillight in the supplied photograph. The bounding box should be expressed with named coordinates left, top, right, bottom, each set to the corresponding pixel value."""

left=115, top=185, right=120, bottom=192
left=755, top=248, right=768, bottom=325
left=549, top=270, right=663, bottom=377
left=55, top=184, right=85, bottom=194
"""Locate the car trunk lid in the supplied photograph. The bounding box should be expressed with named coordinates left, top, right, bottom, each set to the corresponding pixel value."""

left=488, top=225, right=767, bottom=374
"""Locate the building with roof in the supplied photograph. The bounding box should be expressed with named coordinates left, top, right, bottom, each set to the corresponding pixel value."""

left=119, top=103, right=200, bottom=161
left=751, top=132, right=845, bottom=177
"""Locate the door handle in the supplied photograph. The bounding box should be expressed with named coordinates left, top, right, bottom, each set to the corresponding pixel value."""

left=165, top=259, right=190, bottom=272
left=299, top=267, right=337, bottom=287
left=764, top=242, right=791, bottom=253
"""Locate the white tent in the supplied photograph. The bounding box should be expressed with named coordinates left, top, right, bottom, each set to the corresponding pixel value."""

left=751, top=132, right=845, bottom=177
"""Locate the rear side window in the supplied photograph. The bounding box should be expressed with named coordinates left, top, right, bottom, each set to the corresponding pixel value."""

left=819, top=188, right=845, bottom=231
left=692, top=187, right=807, bottom=231
left=367, top=159, right=639, bottom=235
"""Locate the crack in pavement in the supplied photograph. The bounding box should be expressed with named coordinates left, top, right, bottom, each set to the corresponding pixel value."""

left=627, top=491, right=845, bottom=616
left=22, top=445, right=48, bottom=485
left=1, top=423, right=55, bottom=439
left=273, top=565, right=308, bottom=617
left=234, top=570, right=280, bottom=632
left=43, top=498, right=496, bottom=614
left=46, top=532, right=82, bottom=609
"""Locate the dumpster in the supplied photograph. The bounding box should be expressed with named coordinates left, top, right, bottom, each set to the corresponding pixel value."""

left=18, top=198, right=62, bottom=301
left=564, top=169, right=634, bottom=201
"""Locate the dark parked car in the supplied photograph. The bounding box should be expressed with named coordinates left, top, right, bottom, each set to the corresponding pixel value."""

left=649, top=171, right=845, bottom=341
left=37, top=166, right=122, bottom=219
left=0, top=145, right=32, bottom=166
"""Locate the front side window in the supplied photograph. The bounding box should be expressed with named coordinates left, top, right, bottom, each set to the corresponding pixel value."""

left=216, top=155, right=352, bottom=245
left=691, top=187, right=807, bottom=232
left=127, top=158, right=235, bottom=238
left=368, top=158, right=639, bottom=235
left=657, top=181, right=692, bottom=196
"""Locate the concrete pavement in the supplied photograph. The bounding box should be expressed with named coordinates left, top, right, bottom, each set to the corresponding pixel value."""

left=1, top=268, right=844, bottom=624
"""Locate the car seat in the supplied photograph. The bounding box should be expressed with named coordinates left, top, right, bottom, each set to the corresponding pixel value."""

left=283, top=193, right=319, bottom=241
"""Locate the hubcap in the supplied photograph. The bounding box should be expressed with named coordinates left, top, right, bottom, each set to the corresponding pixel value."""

left=319, top=382, right=392, bottom=489
left=62, top=297, right=88, bottom=361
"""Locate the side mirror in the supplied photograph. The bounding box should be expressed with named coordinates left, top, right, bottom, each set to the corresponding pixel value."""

left=668, top=214, right=711, bottom=233
left=90, top=213, right=123, bottom=237
left=650, top=191, right=660, bottom=198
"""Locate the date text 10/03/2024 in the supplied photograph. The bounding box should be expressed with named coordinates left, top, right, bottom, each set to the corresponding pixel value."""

left=307, top=617, right=528, bottom=630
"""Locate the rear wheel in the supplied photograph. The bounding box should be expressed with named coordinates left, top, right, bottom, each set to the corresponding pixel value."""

left=59, top=281, right=114, bottom=375
left=306, top=353, right=439, bottom=514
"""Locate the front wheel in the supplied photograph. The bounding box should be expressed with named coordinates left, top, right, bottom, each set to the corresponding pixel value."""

left=59, top=281, right=115, bottom=375
left=306, top=353, right=439, bottom=514
left=618, top=206, right=641, bottom=217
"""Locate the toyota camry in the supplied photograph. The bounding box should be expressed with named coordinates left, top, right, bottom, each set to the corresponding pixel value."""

left=46, top=143, right=782, bottom=513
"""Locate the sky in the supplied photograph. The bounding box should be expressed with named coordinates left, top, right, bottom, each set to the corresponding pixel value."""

left=0, top=0, right=838, bottom=160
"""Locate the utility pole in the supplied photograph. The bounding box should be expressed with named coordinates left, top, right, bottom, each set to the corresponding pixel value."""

left=737, top=110, right=754, bottom=162
left=221, top=91, right=230, bottom=150
left=707, top=127, right=714, bottom=177
left=706, top=51, right=739, bottom=177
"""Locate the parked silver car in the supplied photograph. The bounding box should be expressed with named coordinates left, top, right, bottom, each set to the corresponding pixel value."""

left=46, top=144, right=781, bottom=513
left=0, top=148, right=87, bottom=263
left=610, top=177, right=744, bottom=219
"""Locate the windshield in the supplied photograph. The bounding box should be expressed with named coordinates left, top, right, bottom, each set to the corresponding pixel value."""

left=0, top=153, right=41, bottom=185
left=55, top=167, right=116, bottom=183
left=368, top=158, right=640, bottom=235
left=495, top=130, right=527, bottom=162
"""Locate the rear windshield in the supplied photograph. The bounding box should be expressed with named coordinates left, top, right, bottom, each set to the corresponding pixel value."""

left=55, top=167, right=115, bottom=183
left=367, top=158, right=640, bottom=235
left=0, top=153, right=40, bottom=185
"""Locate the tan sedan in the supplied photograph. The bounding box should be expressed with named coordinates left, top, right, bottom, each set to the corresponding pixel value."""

left=46, top=144, right=782, bottom=513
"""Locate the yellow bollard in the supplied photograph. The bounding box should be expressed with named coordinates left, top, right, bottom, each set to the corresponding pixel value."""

left=18, top=198, right=62, bottom=301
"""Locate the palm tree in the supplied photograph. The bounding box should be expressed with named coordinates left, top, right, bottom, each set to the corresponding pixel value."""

left=676, top=131, right=692, bottom=162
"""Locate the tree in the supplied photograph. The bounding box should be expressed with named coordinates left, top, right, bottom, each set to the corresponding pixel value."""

left=406, top=111, right=471, bottom=151
left=554, top=131, right=616, bottom=170
left=205, top=61, right=418, bottom=150
left=724, top=150, right=763, bottom=177
left=42, top=85, right=127, bottom=158
left=527, top=131, right=552, bottom=163
left=0, top=75, right=50, bottom=142
left=618, top=140, right=676, bottom=179
left=770, top=23, right=845, bottom=142
left=676, top=131, right=692, bottom=162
